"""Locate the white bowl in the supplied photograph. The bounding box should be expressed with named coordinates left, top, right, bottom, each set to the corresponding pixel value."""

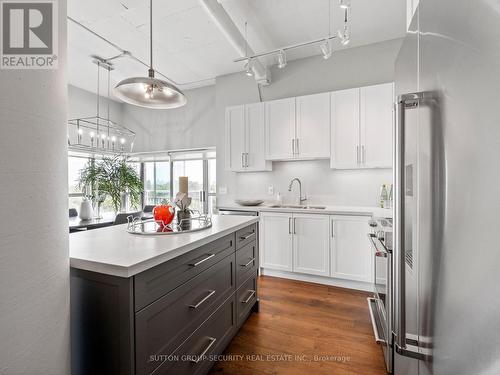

left=235, top=199, right=264, bottom=207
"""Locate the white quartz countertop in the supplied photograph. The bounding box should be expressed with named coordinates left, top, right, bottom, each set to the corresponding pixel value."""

left=218, top=204, right=392, bottom=218
left=69, top=215, right=259, bottom=277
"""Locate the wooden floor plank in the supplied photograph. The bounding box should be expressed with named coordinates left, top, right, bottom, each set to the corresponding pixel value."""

left=209, top=276, right=387, bottom=375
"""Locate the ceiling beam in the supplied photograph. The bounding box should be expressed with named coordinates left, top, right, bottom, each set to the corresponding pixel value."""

left=198, top=0, right=270, bottom=85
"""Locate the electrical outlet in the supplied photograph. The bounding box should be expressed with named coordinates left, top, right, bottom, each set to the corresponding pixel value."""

left=267, top=186, right=274, bottom=195
left=218, top=186, right=227, bottom=195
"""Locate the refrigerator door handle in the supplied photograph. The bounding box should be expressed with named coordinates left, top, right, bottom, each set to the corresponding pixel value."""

left=394, top=91, right=435, bottom=361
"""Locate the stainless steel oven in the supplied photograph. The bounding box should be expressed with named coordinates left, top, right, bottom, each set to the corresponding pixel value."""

left=367, top=218, right=393, bottom=373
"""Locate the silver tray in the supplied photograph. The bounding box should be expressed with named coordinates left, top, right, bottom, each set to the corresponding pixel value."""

left=127, top=215, right=212, bottom=235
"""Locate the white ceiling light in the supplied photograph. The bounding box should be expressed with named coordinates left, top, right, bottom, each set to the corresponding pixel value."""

left=338, top=8, right=351, bottom=46
left=320, top=39, right=333, bottom=59
left=339, top=0, right=351, bottom=9
left=114, top=0, right=186, bottom=109
left=245, top=59, right=254, bottom=76
left=277, top=50, right=287, bottom=69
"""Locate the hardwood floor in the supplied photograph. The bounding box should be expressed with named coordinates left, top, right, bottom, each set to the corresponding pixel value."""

left=209, top=276, right=387, bottom=375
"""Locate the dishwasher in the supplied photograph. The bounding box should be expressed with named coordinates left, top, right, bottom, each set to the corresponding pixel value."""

left=218, top=209, right=259, bottom=216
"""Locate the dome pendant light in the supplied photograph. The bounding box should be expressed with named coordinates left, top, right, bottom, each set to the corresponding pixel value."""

left=114, top=0, right=187, bottom=109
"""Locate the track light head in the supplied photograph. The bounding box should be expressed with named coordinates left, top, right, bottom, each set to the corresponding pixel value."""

left=244, top=59, right=254, bottom=77
left=320, top=40, right=333, bottom=59
left=338, top=25, right=351, bottom=46
left=277, top=50, right=287, bottom=69
left=339, top=0, right=351, bottom=9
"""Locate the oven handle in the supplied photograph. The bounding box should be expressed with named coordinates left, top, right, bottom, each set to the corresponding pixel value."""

left=367, top=297, right=386, bottom=344
left=367, top=234, right=388, bottom=257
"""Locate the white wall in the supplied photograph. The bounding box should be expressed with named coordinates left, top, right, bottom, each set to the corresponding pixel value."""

left=0, top=0, right=70, bottom=373
left=68, top=84, right=123, bottom=124
left=122, top=85, right=217, bottom=152
left=216, top=38, right=403, bottom=207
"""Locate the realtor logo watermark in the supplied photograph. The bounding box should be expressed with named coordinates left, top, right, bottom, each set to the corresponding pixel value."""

left=0, top=0, right=58, bottom=69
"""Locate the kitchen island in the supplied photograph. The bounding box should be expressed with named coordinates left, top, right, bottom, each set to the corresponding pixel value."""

left=70, top=215, right=259, bottom=375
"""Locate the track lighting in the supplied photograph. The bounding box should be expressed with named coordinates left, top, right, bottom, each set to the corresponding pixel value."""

left=339, top=0, right=351, bottom=9
left=245, top=59, right=254, bottom=77
left=320, top=40, right=332, bottom=59
left=277, top=50, right=287, bottom=69
left=339, top=25, right=351, bottom=46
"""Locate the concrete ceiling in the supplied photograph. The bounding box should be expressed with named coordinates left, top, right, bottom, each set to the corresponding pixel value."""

left=68, top=0, right=406, bottom=96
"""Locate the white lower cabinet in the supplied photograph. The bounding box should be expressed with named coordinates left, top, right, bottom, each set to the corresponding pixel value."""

left=260, top=212, right=373, bottom=288
left=330, top=215, right=372, bottom=282
left=260, top=212, right=293, bottom=271
left=292, top=214, right=330, bottom=277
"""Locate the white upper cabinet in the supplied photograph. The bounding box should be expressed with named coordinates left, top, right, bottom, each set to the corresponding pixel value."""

left=225, top=103, right=272, bottom=172
left=225, top=105, right=246, bottom=172
left=260, top=212, right=293, bottom=272
left=227, top=82, right=393, bottom=170
left=295, top=92, right=331, bottom=159
left=360, top=83, right=394, bottom=168
left=330, top=215, right=372, bottom=282
left=265, top=94, right=330, bottom=160
left=245, top=103, right=272, bottom=172
left=330, top=88, right=360, bottom=169
left=292, top=214, right=330, bottom=277
left=330, top=83, right=394, bottom=170
left=265, top=98, right=296, bottom=160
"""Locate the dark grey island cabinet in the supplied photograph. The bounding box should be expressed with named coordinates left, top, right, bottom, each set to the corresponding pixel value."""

left=71, top=223, right=259, bottom=375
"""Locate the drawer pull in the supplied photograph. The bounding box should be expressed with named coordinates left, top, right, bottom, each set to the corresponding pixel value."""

left=242, top=290, right=256, bottom=304
left=188, top=290, right=216, bottom=309
left=190, top=336, right=217, bottom=364
left=189, top=253, right=215, bottom=267
left=240, top=258, right=255, bottom=268
left=239, top=232, right=255, bottom=241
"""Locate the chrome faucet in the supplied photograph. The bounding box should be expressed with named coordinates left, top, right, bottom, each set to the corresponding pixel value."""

left=288, top=178, right=307, bottom=205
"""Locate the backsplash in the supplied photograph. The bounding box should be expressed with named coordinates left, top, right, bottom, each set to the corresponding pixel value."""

left=218, top=159, right=393, bottom=207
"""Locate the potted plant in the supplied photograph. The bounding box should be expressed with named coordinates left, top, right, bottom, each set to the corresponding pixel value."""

left=79, top=156, right=143, bottom=213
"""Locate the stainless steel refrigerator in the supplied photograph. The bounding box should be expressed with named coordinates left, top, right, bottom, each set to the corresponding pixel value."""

left=393, top=0, right=500, bottom=374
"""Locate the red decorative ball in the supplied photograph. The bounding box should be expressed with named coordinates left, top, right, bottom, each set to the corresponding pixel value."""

left=153, top=204, right=175, bottom=226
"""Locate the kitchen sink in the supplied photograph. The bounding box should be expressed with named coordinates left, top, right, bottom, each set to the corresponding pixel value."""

left=268, top=204, right=326, bottom=210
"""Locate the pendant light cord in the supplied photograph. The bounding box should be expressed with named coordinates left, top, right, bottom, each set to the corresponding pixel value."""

left=149, top=0, right=154, bottom=76
left=96, top=62, right=99, bottom=117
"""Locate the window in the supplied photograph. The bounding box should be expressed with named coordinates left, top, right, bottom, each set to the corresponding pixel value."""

left=67, top=155, right=141, bottom=215
left=173, top=160, right=204, bottom=212
left=139, top=149, right=216, bottom=214
left=68, top=156, right=88, bottom=211
left=143, top=162, right=171, bottom=206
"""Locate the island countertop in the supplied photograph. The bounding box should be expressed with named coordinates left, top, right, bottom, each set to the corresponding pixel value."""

left=69, top=214, right=259, bottom=277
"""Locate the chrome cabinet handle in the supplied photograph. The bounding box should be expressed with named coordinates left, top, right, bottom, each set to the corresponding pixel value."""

left=291, top=139, right=295, bottom=155
left=288, top=217, right=292, bottom=234
left=331, top=220, right=335, bottom=238
left=356, top=145, right=360, bottom=164
left=244, top=153, right=249, bottom=167
left=293, top=218, right=297, bottom=234
left=241, top=258, right=255, bottom=268
left=241, top=153, right=245, bottom=168
left=239, top=232, right=255, bottom=241
left=296, top=139, right=300, bottom=155
left=189, top=253, right=215, bottom=267
left=189, top=336, right=217, bottom=363
left=394, top=91, right=434, bottom=360
left=242, top=290, right=256, bottom=304
left=188, top=290, right=216, bottom=309
left=362, top=145, right=366, bottom=164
